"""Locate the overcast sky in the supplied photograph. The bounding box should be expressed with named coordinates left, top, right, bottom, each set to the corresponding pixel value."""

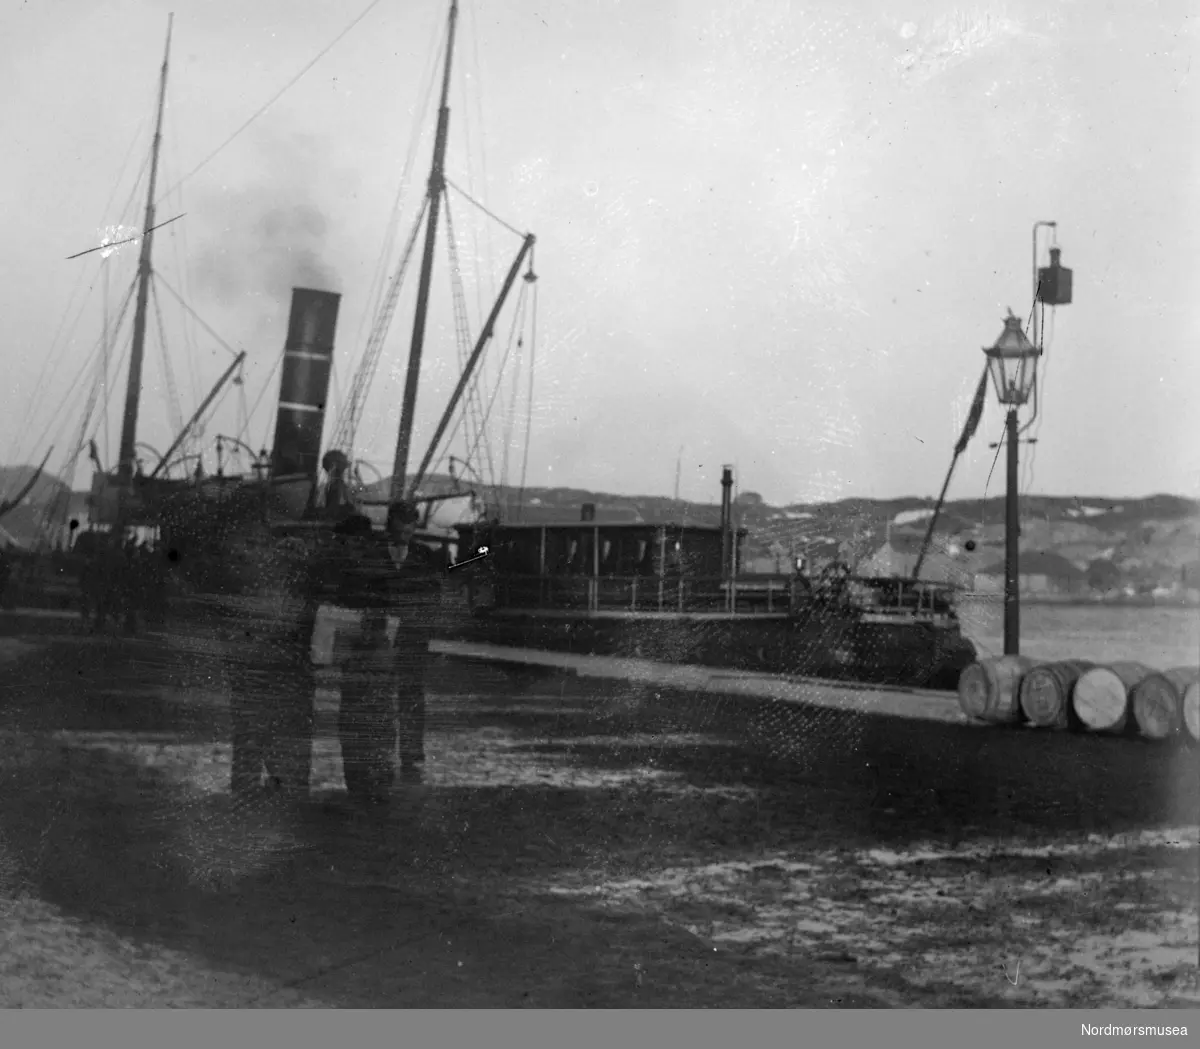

left=2, top=0, right=1196, bottom=506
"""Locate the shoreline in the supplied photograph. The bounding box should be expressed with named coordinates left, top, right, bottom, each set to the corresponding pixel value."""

left=958, top=594, right=1200, bottom=610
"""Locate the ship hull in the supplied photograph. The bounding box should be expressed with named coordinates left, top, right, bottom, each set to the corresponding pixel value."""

left=446, top=607, right=977, bottom=691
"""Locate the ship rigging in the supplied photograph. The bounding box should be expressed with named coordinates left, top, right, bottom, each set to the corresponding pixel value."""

left=16, top=1, right=540, bottom=558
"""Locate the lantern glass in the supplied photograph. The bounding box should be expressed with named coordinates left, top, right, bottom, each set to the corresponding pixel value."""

left=983, top=312, right=1041, bottom=406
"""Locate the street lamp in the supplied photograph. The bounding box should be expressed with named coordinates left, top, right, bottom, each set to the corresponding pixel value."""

left=983, top=310, right=1041, bottom=655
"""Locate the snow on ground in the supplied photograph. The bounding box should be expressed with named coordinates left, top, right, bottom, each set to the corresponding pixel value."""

left=0, top=639, right=36, bottom=664
left=892, top=509, right=934, bottom=526
left=45, top=693, right=1200, bottom=1008
left=536, top=828, right=1200, bottom=1008
left=8, top=629, right=1197, bottom=1010
left=0, top=892, right=323, bottom=1007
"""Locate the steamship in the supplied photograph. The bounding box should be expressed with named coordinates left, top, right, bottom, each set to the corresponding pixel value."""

left=55, top=19, right=330, bottom=568
left=448, top=470, right=979, bottom=690
left=55, top=5, right=522, bottom=584
left=47, top=4, right=975, bottom=695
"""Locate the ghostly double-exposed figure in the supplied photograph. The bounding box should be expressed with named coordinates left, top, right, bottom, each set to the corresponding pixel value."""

left=204, top=501, right=440, bottom=806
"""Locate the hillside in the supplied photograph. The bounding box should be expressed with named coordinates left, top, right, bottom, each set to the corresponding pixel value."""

left=365, top=475, right=1200, bottom=591
left=0, top=465, right=82, bottom=548
left=0, top=465, right=73, bottom=509
left=4, top=463, right=1197, bottom=590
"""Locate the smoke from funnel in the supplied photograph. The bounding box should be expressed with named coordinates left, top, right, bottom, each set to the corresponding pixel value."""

left=191, top=132, right=343, bottom=310
left=194, top=200, right=340, bottom=305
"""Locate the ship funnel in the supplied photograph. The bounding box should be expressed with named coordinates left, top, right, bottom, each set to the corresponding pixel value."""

left=270, top=287, right=340, bottom=482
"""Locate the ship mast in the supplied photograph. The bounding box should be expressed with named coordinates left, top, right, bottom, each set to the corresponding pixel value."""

left=116, top=13, right=173, bottom=486
left=389, top=0, right=458, bottom=517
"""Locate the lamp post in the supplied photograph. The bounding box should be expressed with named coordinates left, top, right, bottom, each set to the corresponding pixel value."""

left=983, top=311, right=1041, bottom=655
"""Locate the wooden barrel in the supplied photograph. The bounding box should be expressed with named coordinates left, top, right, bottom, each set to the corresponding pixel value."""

left=1129, top=672, right=1184, bottom=740
left=1164, top=666, right=1200, bottom=693
left=1018, top=660, right=1093, bottom=730
left=1183, top=682, right=1200, bottom=746
left=1169, top=667, right=1200, bottom=745
left=957, top=655, right=1037, bottom=724
left=1072, top=661, right=1153, bottom=735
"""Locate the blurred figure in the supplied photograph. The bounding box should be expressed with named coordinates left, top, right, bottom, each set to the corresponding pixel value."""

left=79, top=537, right=122, bottom=633
left=148, top=542, right=169, bottom=627
left=0, top=544, right=12, bottom=609
left=213, top=499, right=317, bottom=802
left=387, top=502, right=441, bottom=786
left=326, top=511, right=418, bottom=802
left=329, top=513, right=396, bottom=804
left=330, top=506, right=441, bottom=801
left=121, top=537, right=141, bottom=636
left=339, top=607, right=398, bottom=803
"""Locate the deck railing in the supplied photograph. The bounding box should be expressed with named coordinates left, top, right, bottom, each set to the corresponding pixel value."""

left=483, top=573, right=956, bottom=618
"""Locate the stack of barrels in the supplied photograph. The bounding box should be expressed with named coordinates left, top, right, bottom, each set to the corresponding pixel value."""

left=957, top=656, right=1199, bottom=746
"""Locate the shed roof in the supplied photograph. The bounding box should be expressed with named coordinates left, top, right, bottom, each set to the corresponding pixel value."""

left=979, top=550, right=1083, bottom=580
left=858, top=541, right=972, bottom=584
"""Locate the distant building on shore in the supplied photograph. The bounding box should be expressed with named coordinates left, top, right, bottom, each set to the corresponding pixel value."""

left=501, top=503, right=644, bottom=526
left=857, top=530, right=974, bottom=587
left=975, top=550, right=1085, bottom=596
left=1085, top=557, right=1123, bottom=594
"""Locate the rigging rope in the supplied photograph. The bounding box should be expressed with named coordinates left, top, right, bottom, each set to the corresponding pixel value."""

left=163, top=115, right=203, bottom=414
left=517, top=277, right=538, bottom=514
left=1022, top=302, right=1055, bottom=502
left=74, top=329, right=131, bottom=487
left=999, top=280, right=1059, bottom=532
left=431, top=261, right=536, bottom=515
left=13, top=117, right=150, bottom=466
left=456, top=16, right=486, bottom=334
left=155, top=0, right=388, bottom=206
left=463, top=281, right=527, bottom=484
left=14, top=246, right=132, bottom=466
left=11, top=267, right=91, bottom=464
left=101, top=261, right=112, bottom=468
left=153, top=274, right=243, bottom=359
left=236, top=377, right=251, bottom=449
left=442, top=196, right=484, bottom=474
left=445, top=178, right=526, bottom=241
left=111, top=142, right=152, bottom=249
left=236, top=349, right=286, bottom=451
left=339, top=13, right=446, bottom=451
left=105, top=115, right=150, bottom=234
left=329, top=196, right=430, bottom=456
left=27, top=274, right=139, bottom=478
left=151, top=275, right=186, bottom=444
left=979, top=419, right=1007, bottom=539
left=443, top=195, right=499, bottom=499
left=314, top=8, right=536, bottom=502
left=466, top=0, right=497, bottom=309
left=499, top=308, right=525, bottom=492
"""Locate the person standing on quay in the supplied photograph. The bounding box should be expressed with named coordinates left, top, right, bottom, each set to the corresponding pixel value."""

left=388, top=502, right=445, bottom=786
left=332, top=505, right=440, bottom=802
left=329, top=513, right=397, bottom=805
left=0, top=545, right=12, bottom=609
left=215, top=500, right=318, bottom=802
